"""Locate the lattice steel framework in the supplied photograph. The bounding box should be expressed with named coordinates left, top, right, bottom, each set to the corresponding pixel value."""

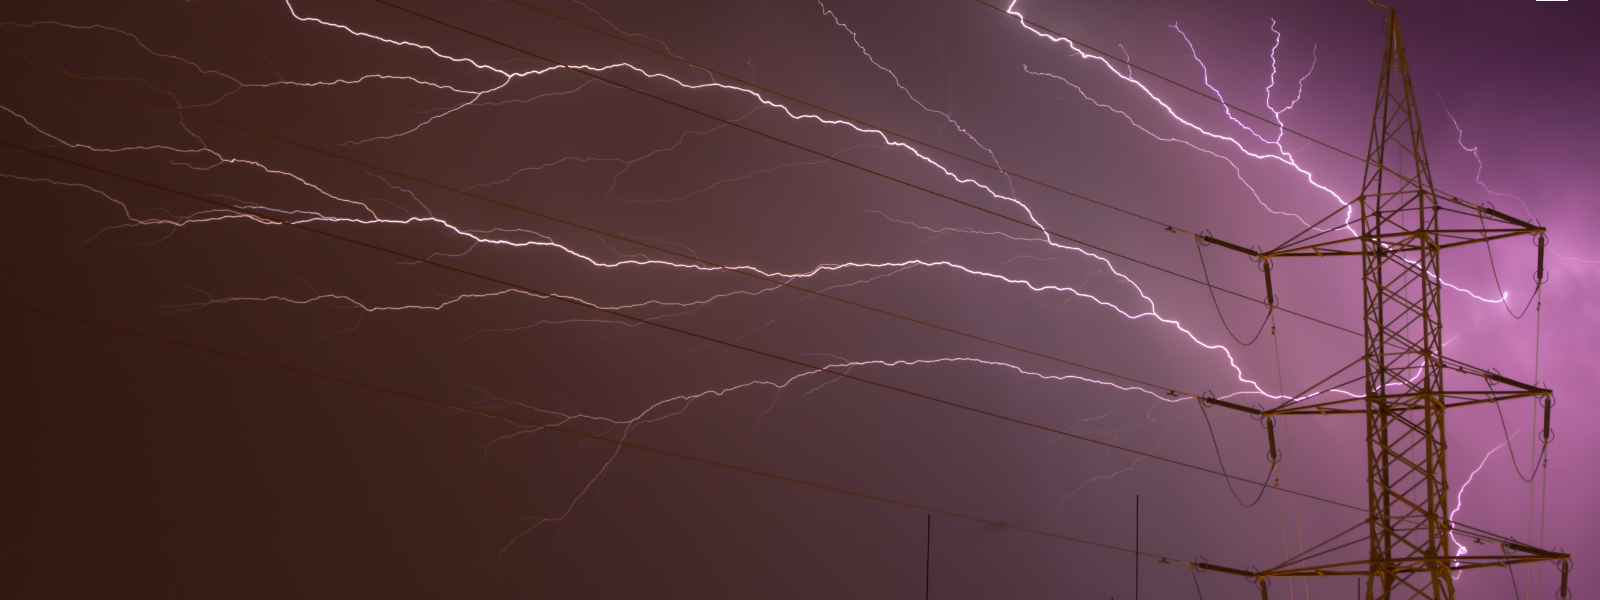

left=1356, top=7, right=1453, bottom=596
left=1193, top=6, right=1569, bottom=599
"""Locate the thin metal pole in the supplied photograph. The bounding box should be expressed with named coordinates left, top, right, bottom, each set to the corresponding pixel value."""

left=925, top=514, right=932, bottom=600
left=1135, top=494, right=1141, bottom=600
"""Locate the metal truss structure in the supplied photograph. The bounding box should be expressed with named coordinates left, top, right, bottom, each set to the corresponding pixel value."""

left=1192, top=6, right=1570, bottom=599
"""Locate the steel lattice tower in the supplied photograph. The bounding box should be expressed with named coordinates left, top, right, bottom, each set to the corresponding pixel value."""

left=1193, top=6, right=1570, bottom=599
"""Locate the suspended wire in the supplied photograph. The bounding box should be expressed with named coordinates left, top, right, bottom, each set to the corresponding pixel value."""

left=524, top=0, right=1508, bottom=258
left=508, top=0, right=1192, bottom=235
left=5, top=139, right=1377, bottom=517
left=1478, top=211, right=1541, bottom=319
left=242, top=7, right=1480, bottom=564
left=533, top=0, right=1492, bottom=237
left=1195, top=395, right=1275, bottom=508
left=314, top=9, right=1388, bottom=517
left=1487, top=255, right=1552, bottom=484
left=131, top=0, right=1366, bottom=418
left=500, top=0, right=1544, bottom=378
left=9, top=297, right=1197, bottom=567
left=476, top=0, right=1365, bottom=341
left=1269, top=311, right=1287, bottom=397
left=210, top=17, right=1469, bottom=550
left=105, top=3, right=1558, bottom=551
left=213, top=118, right=1209, bottom=403
left=1195, top=237, right=1273, bottom=346
left=1536, top=281, right=1552, bottom=561
left=509, top=10, right=1561, bottom=509
left=1535, top=280, right=1545, bottom=384
left=0, top=9, right=1568, bottom=598
left=1540, top=445, right=1551, bottom=565
left=1490, top=379, right=1549, bottom=483
left=8, top=2, right=1554, bottom=571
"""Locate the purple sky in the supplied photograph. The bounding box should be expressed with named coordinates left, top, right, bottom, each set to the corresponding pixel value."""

left=7, top=1, right=1596, bottom=598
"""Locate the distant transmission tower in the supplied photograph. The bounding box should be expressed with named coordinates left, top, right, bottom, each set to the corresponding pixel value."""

left=1193, top=6, right=1570, bottom=599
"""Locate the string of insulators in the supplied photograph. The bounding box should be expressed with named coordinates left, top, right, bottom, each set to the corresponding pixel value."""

left=1266, top=417, right=1281, bottom=464
left=1263, top=260, right=1275, bottom=307
left=1536, top=234, right=1547, bottom=283
left=1542, top=395, right=1554, bottom=444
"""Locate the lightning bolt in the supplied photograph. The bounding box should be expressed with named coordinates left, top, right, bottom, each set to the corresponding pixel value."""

left=488, top=354, right=1195, bottom=549
left=3, top=1, right=1542, bottom=556
left=1449, top=438, right=1509, bottom=579
left=817, top=0, right=1018, bottom=198
left=5, top=2, right=1317, bottom=412
left=1002, top=1, right=1515, bottom=305
left=1441, top=102, right=1534, bottom=218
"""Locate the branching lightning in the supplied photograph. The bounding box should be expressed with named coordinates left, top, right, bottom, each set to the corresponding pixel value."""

left=1449, top=439, right=1510, bottom=579
left=1003, top=0, right=1515, bottom=304
left=0, top=1, right=1548, bottom=569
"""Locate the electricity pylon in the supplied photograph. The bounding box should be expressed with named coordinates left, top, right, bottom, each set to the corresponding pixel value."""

left=1191, top=6, right=1569, bottom=599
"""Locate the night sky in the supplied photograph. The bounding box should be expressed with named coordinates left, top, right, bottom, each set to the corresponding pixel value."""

left=6, top=1, right=1597, bottom=598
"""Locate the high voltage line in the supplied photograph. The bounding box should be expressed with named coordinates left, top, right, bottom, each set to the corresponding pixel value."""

left=514, top=0, right=1486, bottom=257
left=5, top=134, right=1370, bottom=596
left=10, top=298, right=1199, bottom=567
left=230, top=116, right=1211, bottom=398
left=363, top=0, right=1370, bottom=340
left=508, top=0, right=1200, bottom=235
left=26, top=0, right=1364, bottom=404
left=477, top=2, right=1567, bottom=596
left=5, top=137, right=1534, bottom=556
left=2, top=0, right=1366, bottom=538
left=5, top=138, right=1366, bottom=516
left=10, top=0, right=1370, bottom=416
left=18, top=0, right=1529, bottom=536
left=7, top=3, right=1567, bottom=596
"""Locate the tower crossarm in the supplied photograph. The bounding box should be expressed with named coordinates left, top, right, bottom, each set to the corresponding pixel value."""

left=1237, top=194, right=1546, bottom=260
left=1262, top=388, right=1548, bottom=417
left=1257, top=357, right=1551, bottom=417
left=1196, top=546, right=1570, bottom=589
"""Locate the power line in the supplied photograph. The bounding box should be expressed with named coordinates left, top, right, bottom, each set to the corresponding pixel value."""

left=57, top=0, right=1356, bottom=412
left=363, top=0, right=1364, bottom=341
left=208, top=116, right=1204, bottom=409
left=186, top=113, right=1331, bottom=527
left=3, top=138, right=1370, bottom=516
left=1194, top=238, right=1272, bottom=346
left=8, top=296, right=1190, bottom=568
left=4, top=7, right=1527, bottom=558
left=5, top=4, right=1561, bottom=591
left=53, top=0, right=1366, bottom=485
left=507, top=0, right=1187, bottom=235
left=15, top=0, right=1519, bottom=533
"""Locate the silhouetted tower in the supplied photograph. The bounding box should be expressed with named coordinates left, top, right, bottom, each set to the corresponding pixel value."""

left=1193, top=6, right=1570, bottom=599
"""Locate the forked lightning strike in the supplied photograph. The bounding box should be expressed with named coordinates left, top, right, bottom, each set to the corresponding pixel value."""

left=0, top=1, right=1543, bottom=561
